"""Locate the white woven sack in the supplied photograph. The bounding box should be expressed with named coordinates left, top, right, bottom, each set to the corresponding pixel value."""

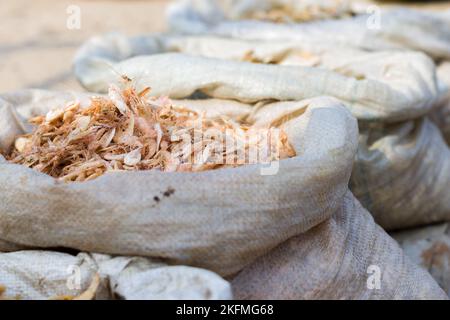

left=74, top=42, right=443, bottom=122
left=1, top=86, right=445, bottom=299
left=0, top=85, right=357, bottom=277
left=0, top=250, right=232, bottom=300
left=191, top=0, right=369, bottom=20
left=431, top=62, right=450, bottom=145
left=231, top=192, right=448, bottom=300
left=73, top=38, right=450, bottom=230
left=167, top=1, right=450, bottom=61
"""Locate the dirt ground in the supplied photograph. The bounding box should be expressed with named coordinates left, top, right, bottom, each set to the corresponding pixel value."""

left=0, top=0, right=168, bottom=93
left=0, top=0, right=449, bottom=94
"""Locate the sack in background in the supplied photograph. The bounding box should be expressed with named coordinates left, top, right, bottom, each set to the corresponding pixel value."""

left=393, top=223, right=450, bottom=297
left=431, top=62, right=450, bottom=145
left=350, top=117, right=450, bottom=230
left=167, top=1, right=450, bottom=61
left=74, top=36, right=442, bottom=122
left=183, top=0, right=368, bottom=23
left=0, top=250, right=231, bottom=300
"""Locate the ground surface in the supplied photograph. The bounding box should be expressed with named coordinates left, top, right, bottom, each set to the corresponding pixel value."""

left=0, top=0, right=168, bottom=93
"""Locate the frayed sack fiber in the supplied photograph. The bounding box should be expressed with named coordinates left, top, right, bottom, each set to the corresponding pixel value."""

left=73, top=37, right=450, bottom=230
left=0, top=250, right=232, bottom=300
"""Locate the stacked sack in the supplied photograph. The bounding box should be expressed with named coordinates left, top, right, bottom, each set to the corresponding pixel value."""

left=0, top=91, right=232, bottom=300
left=74, top=32, right=450, bottom=231
left=167, top=0, right=450, bottom=143
left=0, top=250, right=232, bottom=300
left=432, top=62, right=450, bottom=145
left=1, top=54, right=447, bottom=298
left=163, top=0, right=450, bottom=294
left=167, top=0, right=450, bottom=61
left=393, top=223, right=450, bottom=297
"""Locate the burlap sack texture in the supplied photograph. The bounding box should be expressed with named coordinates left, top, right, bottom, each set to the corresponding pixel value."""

left=0, top=250, right=232, bottom=300
left=73, top=34, right=450, bottom=230
left=393, top=223, right=450, bottom=297
left=231, top=192, right=447, bottom=300
left=0, top=84, right=359, bottom=278
left=0, top=89, right=446, bottom=300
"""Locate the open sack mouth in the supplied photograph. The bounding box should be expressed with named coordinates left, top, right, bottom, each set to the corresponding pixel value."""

left=225, top=1, right=361, bottom=24
left=169, top=0, right=367, bottom=27
left=1, top=83, right=297, bottom=182
left=74, top=36, right=444, bottom=123
left=0, top=88, right=357, bottom=278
